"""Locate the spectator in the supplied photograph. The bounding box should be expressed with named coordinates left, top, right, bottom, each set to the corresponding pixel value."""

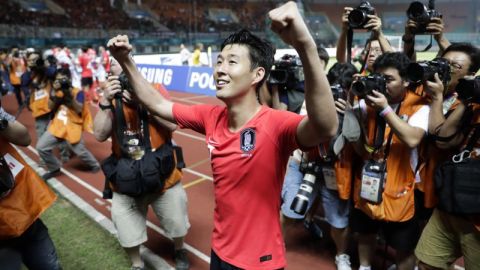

left=179, top=44, right=191, bottom=66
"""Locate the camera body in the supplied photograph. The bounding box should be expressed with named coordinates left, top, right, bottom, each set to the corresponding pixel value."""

left=407, top=58, right=451, bottom=84
left=290, top=161, right=321, bottom=216
left=348, top=1, right=375, bottom=29
left=268, top=54, right=304, bottom=92
left=331, top=84, right=345, bottom=101
left=456, top=76, right=480, bottom=104
left=351, top=73, right=387, bottom=99
left=116, top=73, right=133, bottom=99
left=406, top=0, right=442, bottom=34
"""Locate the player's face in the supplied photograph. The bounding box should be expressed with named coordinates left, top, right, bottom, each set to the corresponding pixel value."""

left=214, top=44, right=263, bottom=101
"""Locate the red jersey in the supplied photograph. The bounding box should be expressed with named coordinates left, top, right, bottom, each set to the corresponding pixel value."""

left=78, top=53, right=93, bottom=78
left=173, top=104, right=304, bottom=269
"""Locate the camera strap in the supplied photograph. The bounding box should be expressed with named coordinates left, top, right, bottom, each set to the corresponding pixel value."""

left=372, top=103, right=401, bottom=158
left=347, top=28, right=354, bottom=63
left=113, top=97, right=152, bottom=158
left=417, top=35, right=434, bottom=52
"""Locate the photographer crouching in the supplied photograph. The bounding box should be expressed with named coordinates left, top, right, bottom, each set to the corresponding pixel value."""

left=36, top=67, right=100, bottom=180
left=93, top=58, right=190, bottom=270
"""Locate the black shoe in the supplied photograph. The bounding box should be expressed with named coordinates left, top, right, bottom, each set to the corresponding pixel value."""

left=174, top=248, right=190, bottom=270
left=304, top=220, right=323, bottom=239
left=42, top=169, right=61, bottom=180
left=90, top=165, right=101, bottom=173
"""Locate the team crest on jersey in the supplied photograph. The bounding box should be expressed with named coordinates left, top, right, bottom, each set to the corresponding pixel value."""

left=240, top=128, right=256, bottom=153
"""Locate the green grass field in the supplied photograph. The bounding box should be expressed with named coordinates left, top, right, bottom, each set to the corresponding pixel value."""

left=39, top=195, right=131, bottom=270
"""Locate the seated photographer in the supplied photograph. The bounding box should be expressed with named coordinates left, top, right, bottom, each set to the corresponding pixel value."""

left=336, top=3, right=393, bottom=74
left=349, top=52, right=430, bottom=270
left=36, top=67, right=100, bottom=180
left=0, top=105, right=61, bottom=270
left=93, top=58, right=190, bottom=270
left=414, top=43, right=480, bottom=270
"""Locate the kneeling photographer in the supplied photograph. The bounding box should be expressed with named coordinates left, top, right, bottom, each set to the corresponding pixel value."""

left=93, top=58, right=190, bottom=270
left=36, top=67, right=100, bottom=180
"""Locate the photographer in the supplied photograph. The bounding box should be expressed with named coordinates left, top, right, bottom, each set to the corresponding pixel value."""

left=8, top=47, right=26, bottom=108
left=403, top=0, right=451, bottom=61
left=93, top=58, right=190, bottom=270
left=36, top=67, right=100, bottom=180
left=314, top=62, right=358, bottom=270
left=349, top=52, right=430, bottom=270
left=414, top=43, right=480, bottom=270
left=0, top=105, right=61, bottom=270
left=336, top=2, right=393, bottom=73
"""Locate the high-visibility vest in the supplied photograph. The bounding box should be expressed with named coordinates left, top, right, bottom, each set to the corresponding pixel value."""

left=0, top=138, right=56, bottom=239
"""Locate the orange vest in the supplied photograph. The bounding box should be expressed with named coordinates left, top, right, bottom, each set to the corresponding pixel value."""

left=0, top=138, right=57, bottom=239
left=111, top=101, right=182, bottom=191
left=308, top=142, right=356, bottom=200
left=353, top=91, right=428, bottom=222
left=9, top=58, right=25, bottom=85
left=29, top=81, right=52, bottom=118
left=48, top=88, right=93, bottom=144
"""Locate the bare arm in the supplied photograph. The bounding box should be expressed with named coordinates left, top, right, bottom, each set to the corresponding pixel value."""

left=0, top=108, right=31, bottom=146
left=428, top=17, right=451, bottom=57
left=335, top=7, right=352, bottom=63
left=270, top=85, right=288, bottom=111
left=269, top=1, right=338, bottom=147
left=426, top=74, right=448, bottom=133
left=93, top=95, right=114, bottom=142
left=367, top=90, right=426, bottom=148
left=366, top=15, right=394, bottom=53
left=402, top=20, right=417, bottom=61
left=107, top=37, right=176, bottom=123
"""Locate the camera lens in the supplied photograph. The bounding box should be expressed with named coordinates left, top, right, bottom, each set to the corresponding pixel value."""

left=407, top=62, right=429, bottom=83
left=348, top=9, right=367, bottom=28
left=407, top=2, right=428, bottom=20
left=351, top=80, right=368, bottom=98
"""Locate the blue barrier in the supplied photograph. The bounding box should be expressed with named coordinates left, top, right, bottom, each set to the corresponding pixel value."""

left=136, top=64, right=216, bottom=97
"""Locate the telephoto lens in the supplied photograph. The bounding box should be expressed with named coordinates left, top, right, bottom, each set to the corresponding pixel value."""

left=291, top=162, right=321, bottom=215
left=348, top=1, right=375, bottom=29
left=407, top=58, right=450, bottom=84
left=351, top=73, right=387, bottom=99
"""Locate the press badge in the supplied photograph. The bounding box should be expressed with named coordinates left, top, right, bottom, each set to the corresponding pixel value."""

left=322, top=166, right=338, bottom=190
left=34, top=89, right=47, bottom=100
left=360, top=160, right=386, bottom=204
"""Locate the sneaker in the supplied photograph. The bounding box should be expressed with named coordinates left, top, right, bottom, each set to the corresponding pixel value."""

left=41, top=169, right=61, bottom=180
left=174, top=248, right=190, bottom=270
left=89, top=165, right=101, bottom=173
left=304, top=219, right=323, bottom=239
left=335, top=254, right=352, bottom=270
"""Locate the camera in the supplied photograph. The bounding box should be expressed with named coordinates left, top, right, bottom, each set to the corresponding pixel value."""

left=331, top=84, right=345, bottom=101
left=351, top=73, right=387, bottom=99
left=290, top=161, right=321, bottom=216
left=348, top=1, right=375, bottom=29
left=116, top=73, right=133, bottom=99
left=268, top=54, right=304, bottom=92
left=406, top=0, right=442, bottom=34
left=456, top=76, right=480, bottom=104
left=407, top=58, right=450, bottom=84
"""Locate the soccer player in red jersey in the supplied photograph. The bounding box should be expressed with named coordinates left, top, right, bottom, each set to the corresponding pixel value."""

left=107, top=2, right=337, bottom=269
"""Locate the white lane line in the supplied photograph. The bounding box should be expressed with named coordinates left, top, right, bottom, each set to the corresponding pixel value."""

left=183, top=168, right=213, bottom=181
left=22, top=145, right=212, bottom=264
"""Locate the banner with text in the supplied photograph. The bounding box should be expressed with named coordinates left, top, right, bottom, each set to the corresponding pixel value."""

left=136, top=64, right=216, bottom=97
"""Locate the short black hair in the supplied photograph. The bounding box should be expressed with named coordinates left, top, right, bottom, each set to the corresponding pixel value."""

left=373, top=52, right=411, bottom=79
left=442, top=42, right=480, bottom=74
left=221, top=29, right=275, bottom=91
left=327, top=62, right=358, bottom=90
left=317, top=47, right=329, bottom=67
left=55, top=67, right=71, bottom=79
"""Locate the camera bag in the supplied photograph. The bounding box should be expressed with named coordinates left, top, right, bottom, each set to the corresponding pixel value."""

left=101, top=98, right=175, bottom=199
left=435, top=125, right=480, bottom=215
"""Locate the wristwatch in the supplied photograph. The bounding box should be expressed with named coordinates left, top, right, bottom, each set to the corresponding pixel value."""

left=99, top=103, right=114, bottom=111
